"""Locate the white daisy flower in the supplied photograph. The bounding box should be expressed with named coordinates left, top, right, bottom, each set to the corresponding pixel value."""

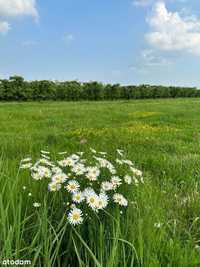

left=86, top=192, right=99, bottom=210
left=124, top=175, right=132, bottom=184
left=68, top=208, right=83, bottom=226
left=52, top=166, right=63, bottom=174
left=65, top=180, right=80, bottom=193
left=22, top=186, right=26, bottom=190
left=154, top=222, right=162, bottom=228
left=83, top=187, right=95, bottom=198
left=71, top=163, right=86, bottom=175
left=97, top=192, right=109, bottom=209
left=28, top=193, right=32, bottom=197
left=39, top=158, right=54, bottom=167
left=33, top=202, right=41, bottom=208
left=70, top=154, right=80, bottom=161
left=101, top=181, right=114, bottom=191
left=38, top=166, right=52, bottom=178
left=130, top=167, right=143, bottom=177
left=58, top=157, right=76, bottom=167
left=52, top=173, right=68, bottom=184
left=48, top=182, right=61, bottom=192
left=86, top=166, right=100, bottom=181
left=72, top=191, right=84, bottom=203
left=113, top=193, right=128, bottom=207
left=31, top=172, right=42, bottom=180
left=111, top=176, right=122, bottom=188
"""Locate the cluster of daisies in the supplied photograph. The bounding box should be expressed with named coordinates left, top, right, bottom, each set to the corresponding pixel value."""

left=20, top=148, right=144, bottom=226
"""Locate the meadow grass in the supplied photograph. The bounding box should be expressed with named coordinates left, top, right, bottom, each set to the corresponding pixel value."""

left=1, top=98, right=200, bottom=266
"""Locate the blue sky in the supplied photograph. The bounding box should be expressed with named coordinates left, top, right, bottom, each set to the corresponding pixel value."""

left=0, top=0, right=200, bottom=86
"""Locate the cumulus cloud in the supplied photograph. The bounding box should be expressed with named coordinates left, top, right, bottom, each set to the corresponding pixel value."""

left=145, top=1, right=200, bottom=54
left=0, top=0, right=38, bottom=19
left=0, top=0, right=38, bottom=35
left=0, top=21, right=10, bottom=34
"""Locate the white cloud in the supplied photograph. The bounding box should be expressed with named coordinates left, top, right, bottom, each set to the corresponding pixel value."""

left=0, top=0, right=38, bottom=35
left=145, top=1, right=200, bottom=55
left=141, top=49, right=174, bottom=66
left=0, top=0, right=38, bottom=19
left=0, top=21, right=10, bottom=34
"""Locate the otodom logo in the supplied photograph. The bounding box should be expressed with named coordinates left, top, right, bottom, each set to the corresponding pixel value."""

left=2, top=259, right=31, bottom=265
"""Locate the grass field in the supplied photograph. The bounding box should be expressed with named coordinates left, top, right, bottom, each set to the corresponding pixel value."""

left=1, top=98, right=200, bottom=267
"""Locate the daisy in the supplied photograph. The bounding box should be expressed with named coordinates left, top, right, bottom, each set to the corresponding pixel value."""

left=97, top=192, right=109, bottom=209
left=31, top=172, right=42, bottom=180
left=70, top=154, right=80, bottom=161
left=38, top=166, right=52, bottom=178
left=113, top=193, right=128, bottom=207
left=86, top=192, right=99, bottom=210
left=72, top=191, right=84, bottom=203
left=101, top=181, right=114, bottom=191
left=111, top=176, right=122, bottom=188
left=52, top=166, right=63, bottom=174
left=68, top=208, right=83, bottom=226
left=124, top=175, right=132, bottom=184
left=72, top=163, right=86, bottom=175
left=83, top=187, right=95, bottom=198
left=130, top=167, right=143, bottom=177
left=52, top=173, right=68, bottom=184
left=86, top=166, right=100, bottom=181
left=33, top=202, right=41, bottom=208
left=48, top=182, right=61, bottom=192
left=65, top=180, right=80, bottom=193
left=58, top=157, right=75, bottom=167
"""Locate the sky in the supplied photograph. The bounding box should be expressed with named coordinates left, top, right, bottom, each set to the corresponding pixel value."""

left=0, top=0, right=200, bottom=86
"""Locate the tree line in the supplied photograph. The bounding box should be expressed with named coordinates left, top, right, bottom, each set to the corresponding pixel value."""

left=0, top=76, right=199, bottom=101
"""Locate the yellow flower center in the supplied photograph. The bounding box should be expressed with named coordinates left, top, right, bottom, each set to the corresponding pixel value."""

left=72, top=213, right=79, bottom=221
left=70, top=185, right=76, bottom=189
left=90, top=197, right=95, bottom=203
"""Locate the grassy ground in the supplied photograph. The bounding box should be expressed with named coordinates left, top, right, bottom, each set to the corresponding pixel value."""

left=1, top=98, right=200, bottom=266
